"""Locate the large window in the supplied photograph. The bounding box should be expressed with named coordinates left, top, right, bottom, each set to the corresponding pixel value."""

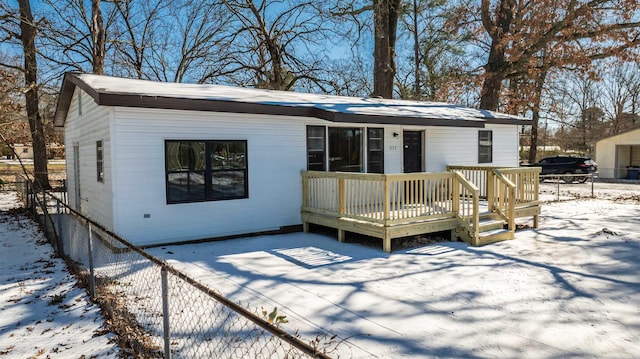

left=165, top=140, right=247, bottom=203
left=96, top=140, right=104, bottom=182
left=306, top=126, right=383, bottom=173
left=329, top=128, right=362, bottom=172
left=478, top=130, right=493, bottom=163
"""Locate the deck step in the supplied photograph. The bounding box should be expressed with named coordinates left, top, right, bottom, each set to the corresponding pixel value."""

left=478, top=218, right=505, bottom=232
left=477, top=228, right=513, bottom=245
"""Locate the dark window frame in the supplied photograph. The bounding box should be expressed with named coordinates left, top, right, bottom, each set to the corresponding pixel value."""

left=306, top=126, right=326, bottom=171
left=328, top=127, right=363, bottom=172
left=367, top=128, right=384, bottom=173
left=306, top=126, right=383, bottom=173
left=165, top=140, right=248, bottom=204
left=478, top=130, right=493, bottom=163
left=96, top=140, right=104, bottom=182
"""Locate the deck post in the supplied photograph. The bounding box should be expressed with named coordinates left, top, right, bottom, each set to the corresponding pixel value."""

left=301, top=171, right=308, bottom=209
left=508, top=186, right=515, bottom=233
left=338, top=229, right=345, bottom=242
left=532, top=170, right=539, bottom=228
left=339, top=177, right=346, bottom=215
left=383, top=175, right=390, bottom=225
left=487, top=169, right=494, bottom=210
left=452, top=175, right=460, bottom=214
left=383, top=234, right=392, bottom=253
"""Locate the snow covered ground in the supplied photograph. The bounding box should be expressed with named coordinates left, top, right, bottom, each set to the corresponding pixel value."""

left=1, top=181, right=639, bottom=358
left=146, top=181, right=640, bottom=358
left=0, top=192, right=119, bottom=358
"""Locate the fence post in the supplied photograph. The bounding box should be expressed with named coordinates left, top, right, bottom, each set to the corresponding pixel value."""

left=41, top=186, right=47, bottom=235
left=87, top=222, right=96, bottom=299
left=62, top=179, right=68, bottom=211
left=161, top=267, right=171, bottom=359
left=30, top=181, right=36, bottom=217
left=591, top=174, right=594, bottom=198
left=56, top=201, right=64, bottom=254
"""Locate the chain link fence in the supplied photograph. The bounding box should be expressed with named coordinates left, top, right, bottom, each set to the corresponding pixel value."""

left=16, top=182, right=345, bottom=359
left=538, top=172, right=640, bottom=202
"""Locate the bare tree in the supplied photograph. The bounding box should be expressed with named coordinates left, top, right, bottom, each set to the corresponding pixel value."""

left=601, top=62, right=640, bottom=135
left=551, top=71, right=606, bottom=154
left=110, top=0, right=169, bottom=79
left=202, top=0, right=329, bottom=91
left=397, top=0, right=471, bottom=101
left=0, top=0, right=50, bottom=188
left=37, top=0, right=116, bottom=76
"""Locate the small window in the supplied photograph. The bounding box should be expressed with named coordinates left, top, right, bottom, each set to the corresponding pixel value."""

left=478, top=130, right=493, bottom=163
left=96, top=140, right=104, bottom=182
left=307, top=126, right=326, bottom=171
left=78, top=92, right=82, bottom=116
left=165, top=140, right=248, bottom=203
left=367, top=128, right=384, bottom=173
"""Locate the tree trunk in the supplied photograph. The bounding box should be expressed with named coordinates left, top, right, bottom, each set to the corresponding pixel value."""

left=479, top=0, right=515, bottom=111
left=528, top=65, right=548, bottom=164
left=18, top=0, right=49, bottom=190
left=412, top=0, right=420, bottom=98
left=91, top=0, right=106, bottom=74
left=373, top=0, right=400, bottom=99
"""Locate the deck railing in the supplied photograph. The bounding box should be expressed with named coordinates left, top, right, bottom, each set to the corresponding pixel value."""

left=301, top=171, right=479, bottom=234
left=447, top=165, right=540, bottom=207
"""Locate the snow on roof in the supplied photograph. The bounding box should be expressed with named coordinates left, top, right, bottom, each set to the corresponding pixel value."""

left=54, top=73, right=529, bottom=127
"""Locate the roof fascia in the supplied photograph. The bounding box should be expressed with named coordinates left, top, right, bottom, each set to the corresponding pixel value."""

left=53, top=72, right=102, bottom=127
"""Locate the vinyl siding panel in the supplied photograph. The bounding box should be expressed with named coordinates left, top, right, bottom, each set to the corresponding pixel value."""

left=111, top=108, right=308, bottom=246
left=425, top=124, right=519, bottom=172
left=64, top=103, right=522, bottom=246
left=64, top=89, right=114, bottom=228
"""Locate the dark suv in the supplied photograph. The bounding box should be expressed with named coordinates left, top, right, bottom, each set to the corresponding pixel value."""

left=529, top=156, right=598, bottom=183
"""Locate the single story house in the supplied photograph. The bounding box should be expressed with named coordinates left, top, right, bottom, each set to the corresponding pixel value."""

left=595, top=128, right=640, bottom=179
left=54, top=73, right=531, bottom=248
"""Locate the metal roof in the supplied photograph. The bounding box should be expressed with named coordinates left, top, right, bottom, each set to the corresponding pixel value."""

left=54, top=72, right=530, bottom=128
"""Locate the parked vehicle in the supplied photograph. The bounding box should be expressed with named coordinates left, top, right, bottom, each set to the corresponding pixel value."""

left=526, top=155, right=598, bottom=183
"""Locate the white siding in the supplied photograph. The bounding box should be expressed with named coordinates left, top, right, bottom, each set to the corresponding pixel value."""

left=424, top=124, right=519, bottom=172
left=383, top=126, right=403, bottom=173
left=65, top=101, right=520, bottom=246
left=490, top=124, right=520, bottom=167
left=64, top=89, right=114, bottom=228
left=111, top=108, right=308, bottom=246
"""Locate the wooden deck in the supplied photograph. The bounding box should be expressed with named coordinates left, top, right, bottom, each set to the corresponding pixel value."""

left=301, top=166, right=541, bottom=252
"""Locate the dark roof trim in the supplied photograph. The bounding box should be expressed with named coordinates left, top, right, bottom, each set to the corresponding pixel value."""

left=54, top=73, right=530, bottom=128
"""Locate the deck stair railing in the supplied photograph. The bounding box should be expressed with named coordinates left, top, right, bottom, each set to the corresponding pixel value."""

left=488, top=169, right=516, bottom=232
left=447, top=165, right=541, bottom=228
left=451, top=171, right=480, bottom=245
